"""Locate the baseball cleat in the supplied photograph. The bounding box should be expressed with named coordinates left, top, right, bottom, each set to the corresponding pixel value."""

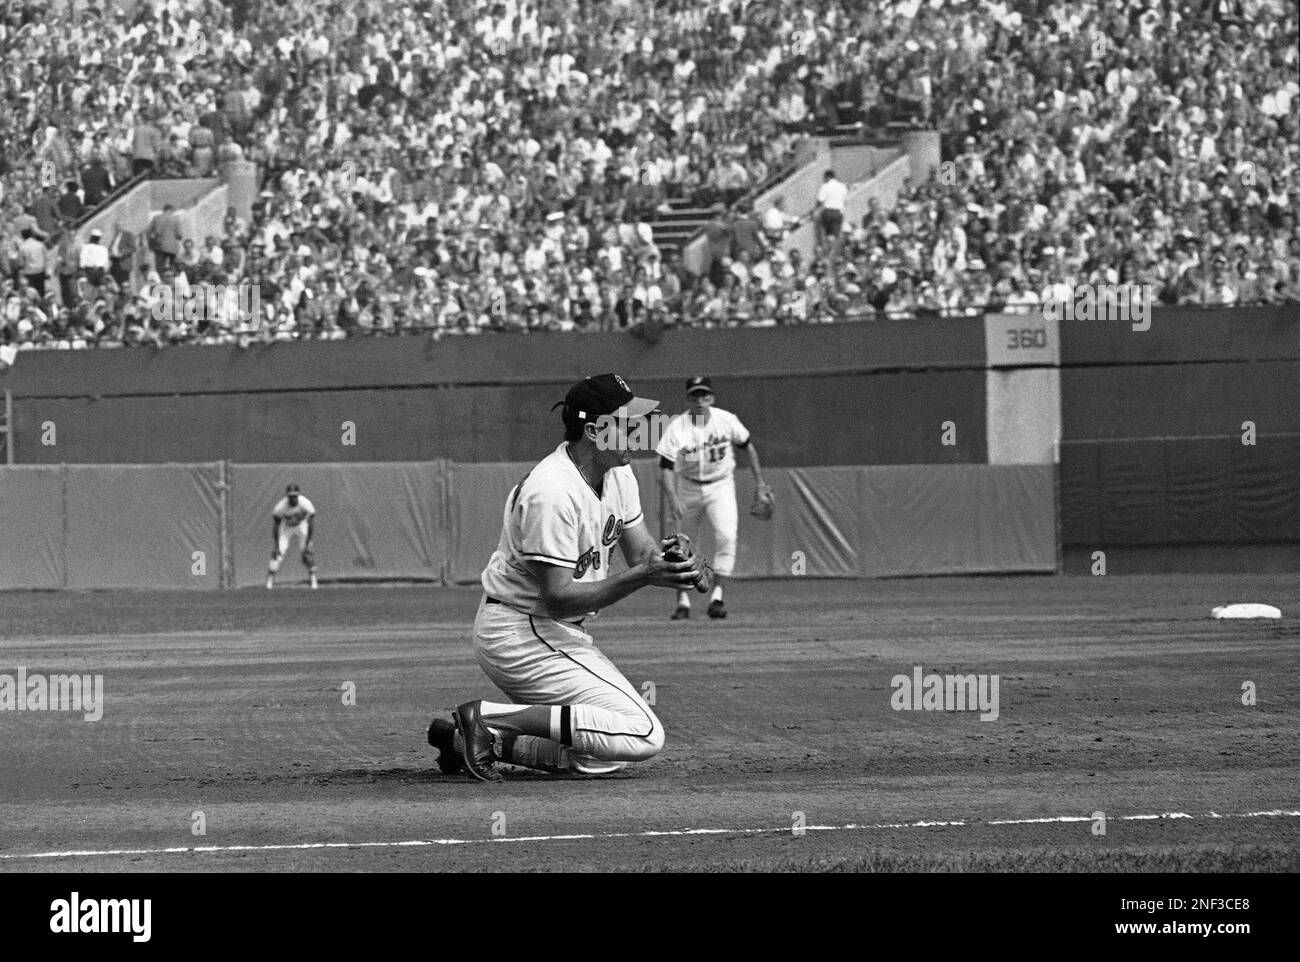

left=426, top=717, right=464, bottom=775
left=707, top=599, right=727, bottom=619
left=671, top=605, right=690, bottom=620
left=452, top=700, right=502, bottom=782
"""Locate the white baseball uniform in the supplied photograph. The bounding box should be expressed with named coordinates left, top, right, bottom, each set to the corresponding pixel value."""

left=475, top=442, right=665, bottom=775
left=269, top=495, right=315, bottom=571
left=655, top=407, right=750, bottom=576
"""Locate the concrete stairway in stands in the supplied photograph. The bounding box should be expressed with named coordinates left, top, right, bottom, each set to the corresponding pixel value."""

left=649, top=198, right=717, bottom=258
left=645, top=121, right=926, bottom=260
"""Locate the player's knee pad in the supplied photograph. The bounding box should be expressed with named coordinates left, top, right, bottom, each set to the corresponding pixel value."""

left=268, top=555, right=283, bottom=573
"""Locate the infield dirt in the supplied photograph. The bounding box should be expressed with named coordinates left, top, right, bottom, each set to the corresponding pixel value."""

left=1, top=574, right=1296, bottom=872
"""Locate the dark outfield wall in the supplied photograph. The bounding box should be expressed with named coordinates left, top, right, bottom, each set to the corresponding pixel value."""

left=2, top=321, right=988, bottom=466
left=1059, top=306, right=1300, bottom=550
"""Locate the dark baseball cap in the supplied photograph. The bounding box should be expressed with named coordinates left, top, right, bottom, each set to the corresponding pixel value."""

left=686, top=375, right=713, bottom=395
left=554, top=374, right=658, bottom=422
left=286, top=484, right=301, bottom=494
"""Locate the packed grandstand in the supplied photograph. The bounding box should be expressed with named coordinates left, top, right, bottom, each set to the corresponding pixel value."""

left=0, top=0, right=1296, bottom=350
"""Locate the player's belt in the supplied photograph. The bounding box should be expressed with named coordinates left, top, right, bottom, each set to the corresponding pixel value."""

left=682, top=475, right=727, bottom=484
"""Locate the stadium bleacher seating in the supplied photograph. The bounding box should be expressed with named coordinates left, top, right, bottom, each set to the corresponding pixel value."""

left=1, top=0, right=1296, bottom=350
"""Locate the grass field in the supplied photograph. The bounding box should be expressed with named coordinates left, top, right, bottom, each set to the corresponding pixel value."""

left=1, top=574, right=1297, bottom=872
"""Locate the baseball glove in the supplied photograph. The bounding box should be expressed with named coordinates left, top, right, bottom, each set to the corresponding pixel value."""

left=662, top=533, right=714, bottom=594
left=750, top=483, right=775, bottom=521
left=301, top=547, right=316, bottom=569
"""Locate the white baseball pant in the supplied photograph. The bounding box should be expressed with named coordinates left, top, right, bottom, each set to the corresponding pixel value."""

left=473, top=598, right=664, bottom=775
left=676, top=476, right=738, bottom=576
left=268, top=522, right=309, bottom=572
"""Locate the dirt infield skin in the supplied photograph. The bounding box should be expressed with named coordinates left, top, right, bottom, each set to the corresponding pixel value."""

left=0, top=575, right=1297, bottom=872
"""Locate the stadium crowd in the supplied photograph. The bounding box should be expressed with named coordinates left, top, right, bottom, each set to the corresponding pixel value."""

left=1, top=0, right=1297, bottom=350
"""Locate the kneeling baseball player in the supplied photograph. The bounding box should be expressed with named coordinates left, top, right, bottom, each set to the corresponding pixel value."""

left=428, top=374, right=709, bottom=781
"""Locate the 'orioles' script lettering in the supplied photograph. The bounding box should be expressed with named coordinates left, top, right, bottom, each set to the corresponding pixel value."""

left=575, top=546, right=601, bottom=577
left=602, top=514, right=623, bottom=546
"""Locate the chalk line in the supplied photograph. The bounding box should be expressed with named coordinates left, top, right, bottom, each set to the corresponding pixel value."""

left=2, top=809, right=1297, bottom=861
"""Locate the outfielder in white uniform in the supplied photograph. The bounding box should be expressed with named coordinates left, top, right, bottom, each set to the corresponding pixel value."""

left=427, top=374, right=702, bottom=782
left=656, top=375, right=765, bottom=620
left=267, top=484, right=318, bottom=590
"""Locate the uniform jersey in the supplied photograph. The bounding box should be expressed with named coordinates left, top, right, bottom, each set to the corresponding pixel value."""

left=655, top=408, right=750, bottom=483
left=481, top=443, right=644, bottom=618
left=272, top=496, right=315, bottom=527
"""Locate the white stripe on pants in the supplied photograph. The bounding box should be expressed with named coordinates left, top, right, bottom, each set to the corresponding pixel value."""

left=473, top=599, right=664, bottom=774
left=677, top=477, right=738, bottom=576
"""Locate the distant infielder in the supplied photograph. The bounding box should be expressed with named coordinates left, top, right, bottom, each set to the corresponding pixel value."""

left=267, top=483, right=318, bottom=589
left=426, top=373, right=702, bottom=782
left=656, top=375, right=769, bottom=620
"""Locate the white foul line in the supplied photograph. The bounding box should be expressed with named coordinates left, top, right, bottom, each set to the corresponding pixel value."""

left=1, top=809, right=1297, bottom=862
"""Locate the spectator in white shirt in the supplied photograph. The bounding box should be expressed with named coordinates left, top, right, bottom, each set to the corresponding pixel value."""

left=762, top=196, right=801, bottom=246
left=79, top=229, right=111, bottom=283
left=814, top=169, right=849, bottom=259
